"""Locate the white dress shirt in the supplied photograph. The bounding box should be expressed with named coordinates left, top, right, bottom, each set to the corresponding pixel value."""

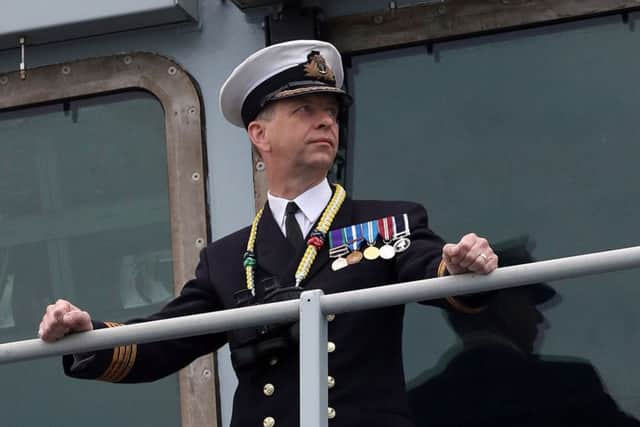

left=267, top=178, right=332, bottom=238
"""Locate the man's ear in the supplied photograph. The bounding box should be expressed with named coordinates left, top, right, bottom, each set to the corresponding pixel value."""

left=247, top=120, right=271, bottom=155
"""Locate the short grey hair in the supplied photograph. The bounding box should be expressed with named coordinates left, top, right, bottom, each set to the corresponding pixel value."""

left=255, top=102, right=276, bottom=121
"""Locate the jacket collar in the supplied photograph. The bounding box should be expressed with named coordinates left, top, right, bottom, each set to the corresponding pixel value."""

left=267, top=178, right=332, bottom=236
left=255, top=192, right=354, bottom=286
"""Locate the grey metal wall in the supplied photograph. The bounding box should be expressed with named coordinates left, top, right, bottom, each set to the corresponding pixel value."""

left=0, top=1, right=266, bottom=425
left=0, top=0, right=262, bottom=240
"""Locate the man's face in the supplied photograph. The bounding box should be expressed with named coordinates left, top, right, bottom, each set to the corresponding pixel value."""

left=261, top=93, right=340, bottom=176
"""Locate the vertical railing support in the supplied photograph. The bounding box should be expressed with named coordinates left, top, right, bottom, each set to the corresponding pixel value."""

left=299, top=289, right=328, bottom=427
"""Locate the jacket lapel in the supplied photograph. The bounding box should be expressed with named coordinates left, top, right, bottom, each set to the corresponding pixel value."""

left=255, top=202, right=296, bottom=280
left=255, top=194, right=355, bottom=287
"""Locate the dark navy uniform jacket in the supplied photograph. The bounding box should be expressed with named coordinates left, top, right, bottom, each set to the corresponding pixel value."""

left=65, top=197, right=460, bottom=427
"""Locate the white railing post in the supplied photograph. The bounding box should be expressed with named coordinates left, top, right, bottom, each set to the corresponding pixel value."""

left=299, top=289, right=328, bottom=427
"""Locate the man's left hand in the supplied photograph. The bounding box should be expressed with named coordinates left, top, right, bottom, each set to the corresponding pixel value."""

left=442, top=233, right=498, bottom=275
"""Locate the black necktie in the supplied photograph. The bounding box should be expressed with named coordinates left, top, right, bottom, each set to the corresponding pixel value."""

left=285, top=202, right=304, bottom=251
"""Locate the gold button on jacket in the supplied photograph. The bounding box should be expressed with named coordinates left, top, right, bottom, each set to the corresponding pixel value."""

left=328, top=407, right=336, bottom=419
left=263, top=383, right=275, bottom=396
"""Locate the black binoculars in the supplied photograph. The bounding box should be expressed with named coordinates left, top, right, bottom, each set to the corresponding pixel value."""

left=230, top=277, right=302, bottom=371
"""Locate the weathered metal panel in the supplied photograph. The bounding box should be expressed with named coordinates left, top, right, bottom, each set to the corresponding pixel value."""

left=325, top=0, right=640, bottom=54
left=252, top=147, right=269, bottom=212
left=229, top=0, right=281, bottom=10
left=0, top=52, right=216, bottom=427
left=0, top=0, right=198, bottom=50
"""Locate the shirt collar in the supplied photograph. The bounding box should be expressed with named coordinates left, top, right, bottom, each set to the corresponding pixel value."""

left=267, top=178, right=332, bottom=228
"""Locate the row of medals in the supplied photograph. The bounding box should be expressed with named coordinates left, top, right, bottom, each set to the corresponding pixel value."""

left=329, top=233, right=411, bottom=271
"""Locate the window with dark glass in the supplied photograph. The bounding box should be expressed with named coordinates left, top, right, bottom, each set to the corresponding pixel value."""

left=0, top=91, right=180, bottom=426
left=348, top=14, right=640, bottom=424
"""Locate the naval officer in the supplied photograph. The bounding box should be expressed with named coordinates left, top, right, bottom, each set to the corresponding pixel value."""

left=39, top=40, right=498, bottom=427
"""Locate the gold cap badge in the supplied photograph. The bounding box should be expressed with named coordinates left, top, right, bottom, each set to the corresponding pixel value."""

left=304, top=51, right=336, bottom=83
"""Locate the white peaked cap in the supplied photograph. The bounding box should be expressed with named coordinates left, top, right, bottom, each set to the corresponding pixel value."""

left=219, top=40, right=351, bottom=128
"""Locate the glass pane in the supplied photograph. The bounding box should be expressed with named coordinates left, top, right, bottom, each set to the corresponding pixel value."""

left=0, top=91, right=180, bottom=426
left=350, top=14, right=640, bottom=424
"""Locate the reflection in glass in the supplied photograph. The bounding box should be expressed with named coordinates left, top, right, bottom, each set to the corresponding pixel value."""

left=119, top=250, right=174, bottom=308
left=0, top=277, right=14, bottom=328
left=408, top=240, right=639, bottom=426
left=350, top=13, right=640, bottom=419
left=0, top=247, right=15, bottom=328
left=0, top=91, right=180, bottom=426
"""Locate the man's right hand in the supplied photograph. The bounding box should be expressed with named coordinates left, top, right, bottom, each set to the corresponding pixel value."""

left=38, top=299, right=93, bottom=342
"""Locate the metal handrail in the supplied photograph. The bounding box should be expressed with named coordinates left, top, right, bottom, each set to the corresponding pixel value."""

left=2, top=245, right=640, bottom=427
left=1, top=245, right=640, bottom=364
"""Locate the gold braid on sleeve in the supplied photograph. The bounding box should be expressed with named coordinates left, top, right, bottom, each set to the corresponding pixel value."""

left=437, top=259, right=486, bottom=314
left=97, top=322, right=137, bottom=382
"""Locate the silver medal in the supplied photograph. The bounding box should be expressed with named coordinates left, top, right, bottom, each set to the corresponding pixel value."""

left=379, top=244, right=396, bottom=259
left=331, top=257, right=348, bottom=271
left=393, top=237, right=411, bottom=253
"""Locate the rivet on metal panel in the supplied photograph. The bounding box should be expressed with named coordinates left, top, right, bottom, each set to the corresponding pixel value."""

left=0, top=76, right=8, bottom=85
left=191, top=172, right=201, bottom=181
left=203, top=368, right=211, bottom=378
left=123, top=56, right=133, bottom=65
left=168, top=66, right=178, bottom=76
left=19, top=37, right=26, bottom=80
left=61, top=66, right=71, bottom=75
left=389, top=1, right=397, bottom=17
left=195, top=238, right=205, bottom=248
left=373, top=15, right=384, bottom=25
left=255, top=161, right=265, bottom=171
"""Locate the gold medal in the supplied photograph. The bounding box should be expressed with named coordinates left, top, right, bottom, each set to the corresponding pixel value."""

left=343, top=225, right=364, bottom=265
left=346, top=250, right=363, bottom=265
left=360, top=220, right=380, bottom=261
left=363, top=245, right=380, bottom=260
